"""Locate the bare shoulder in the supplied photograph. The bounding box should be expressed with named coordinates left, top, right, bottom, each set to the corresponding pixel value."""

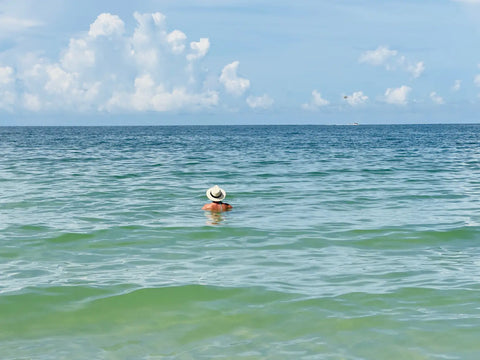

left=202, top=203, right=232, bottom=212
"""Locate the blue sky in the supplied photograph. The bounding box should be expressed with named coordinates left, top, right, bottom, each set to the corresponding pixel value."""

left=1, top=0, right=480, bottom=125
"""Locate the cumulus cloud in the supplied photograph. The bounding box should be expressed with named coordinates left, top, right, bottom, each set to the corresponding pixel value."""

left=105, top=74, right=219, bottom=112
left=344, top=91, right=368, bottom=106
left=359, top=46, right=397, bottom=66
left=384, top=85, right=411, bottom=105
left=0, top=11, right=230, bottom=114
left=219, top=61, right=250, bottom=96
left=302, top=90, right=329, bottom=110
left=61, top=38, right=95, bottom=72
left=187, top=38, right=210, bottom=61
left=452, top=80, right=461, bottom=91
left=19, top=61, right=102, bottom=111
left=403, top=59, right=425, bottom=79
left=430, top=91, right=444, bottom=105
left=359, top=46, right=425, bottom=78
left=166, top=30, right=187, bottom=55
left=88, top=13, right=125, bottom=38
left=246, top=94, right=274, bottom=109
left=130, top=12, right=175, bottom=71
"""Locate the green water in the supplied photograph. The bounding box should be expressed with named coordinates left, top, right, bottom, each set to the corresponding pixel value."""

left=1, top=125, right=480, bottom=359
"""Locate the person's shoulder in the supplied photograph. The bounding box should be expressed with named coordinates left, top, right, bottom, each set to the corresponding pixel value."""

left=202, top=202, right=232, bottom=211
left=202, top=203, right=213, bottom=210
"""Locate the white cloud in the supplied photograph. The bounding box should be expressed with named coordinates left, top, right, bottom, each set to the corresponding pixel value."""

left=246, top=94, right=274, bottom=109
left=166, top=30, right=187, bottom=55
left=344, top=91, right=368, bottom=106
left=129, top=12, right=208, bottom=74
left=302, top=90, right=329, bottom=110
left=384, top=85, right=411, bottom=105
left=0, top=15, right=41, bottom=35
left=406, top=61, right=425, bottom=79
left=105, top=74, right=219, bottom=112
left=219, top=61, right=250, bottom=96
left=430, top=91, right=444, bottom=105
left=151, top=12, right=166, bottom=26
left=0, top=66, right=14, bottom=85
left=130, top=12, right=165, bottom=71
left=88, top=13, right=125, bottom=38
left=61, top=38, right=95, bottom=72
left=187, top=38, right=210, bottom=61
left=360, top=46, right=425, bottom=78
left=44, top=65, right=75, bottom=94
left=359, top=46, right=397, bottom=66
left=452, top=80, right=461, bottom=91
left=22, top=62, right=102, bottom=111
left=0, top=12, right=229, bottom=114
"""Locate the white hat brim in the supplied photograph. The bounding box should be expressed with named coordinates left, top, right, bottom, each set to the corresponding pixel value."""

left=206, top=187, right=226, bottom=201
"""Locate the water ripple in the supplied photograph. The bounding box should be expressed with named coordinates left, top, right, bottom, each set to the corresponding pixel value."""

left=2, top=125, right=480, bottom=359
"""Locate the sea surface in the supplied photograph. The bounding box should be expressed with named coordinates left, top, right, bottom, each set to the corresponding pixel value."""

left=1, top=124, right=480, bottom=359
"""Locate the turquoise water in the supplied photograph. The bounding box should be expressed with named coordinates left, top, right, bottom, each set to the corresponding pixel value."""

left=1, top=125, right=480, bottom=359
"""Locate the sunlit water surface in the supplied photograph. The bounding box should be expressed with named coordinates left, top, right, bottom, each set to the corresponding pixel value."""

left=1, top=125, right=480, bottom=359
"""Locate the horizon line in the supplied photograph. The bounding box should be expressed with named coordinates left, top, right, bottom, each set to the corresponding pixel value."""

left=1, top=123, right=479, bottom=127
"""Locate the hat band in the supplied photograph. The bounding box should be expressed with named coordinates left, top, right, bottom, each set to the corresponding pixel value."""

left=210, top=191, right=223, bottom=199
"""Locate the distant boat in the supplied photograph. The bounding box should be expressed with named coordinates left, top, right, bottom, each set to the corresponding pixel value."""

left=348, top=122, right=359, bottom=126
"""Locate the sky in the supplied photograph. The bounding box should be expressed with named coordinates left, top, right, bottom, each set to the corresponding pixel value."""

left=1, top=0, right=480, bottom=125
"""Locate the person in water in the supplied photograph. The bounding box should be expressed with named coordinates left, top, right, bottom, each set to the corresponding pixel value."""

left=202, top=185, right=233, bottom=212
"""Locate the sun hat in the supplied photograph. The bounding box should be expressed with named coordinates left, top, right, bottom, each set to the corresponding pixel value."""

left=206, top=185, right=226, bottom=202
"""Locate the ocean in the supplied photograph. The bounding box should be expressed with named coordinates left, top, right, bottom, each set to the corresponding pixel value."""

left=1, top=124, right=480, bottom=359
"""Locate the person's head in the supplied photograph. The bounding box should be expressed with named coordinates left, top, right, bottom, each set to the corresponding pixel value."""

left=206, top=185, right=226, bottom=203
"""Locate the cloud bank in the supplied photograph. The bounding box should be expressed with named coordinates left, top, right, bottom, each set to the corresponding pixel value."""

left=0, top=12, right=255, bottom=114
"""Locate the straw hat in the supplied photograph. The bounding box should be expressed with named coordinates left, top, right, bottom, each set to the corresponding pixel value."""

left=206, top=185, right=226, bottom=202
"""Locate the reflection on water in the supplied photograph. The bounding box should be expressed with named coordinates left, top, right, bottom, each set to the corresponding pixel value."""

left=204, top=211, right=226, bottom=225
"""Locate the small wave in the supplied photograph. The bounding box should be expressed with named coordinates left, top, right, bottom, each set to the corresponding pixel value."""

left=45, top=232, right=97, bottom=244
left=0, top=284, right=291, bottom=339
left=330, top=225, right=480, bottom=249
left=111, top=173, right=143, bottom=179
